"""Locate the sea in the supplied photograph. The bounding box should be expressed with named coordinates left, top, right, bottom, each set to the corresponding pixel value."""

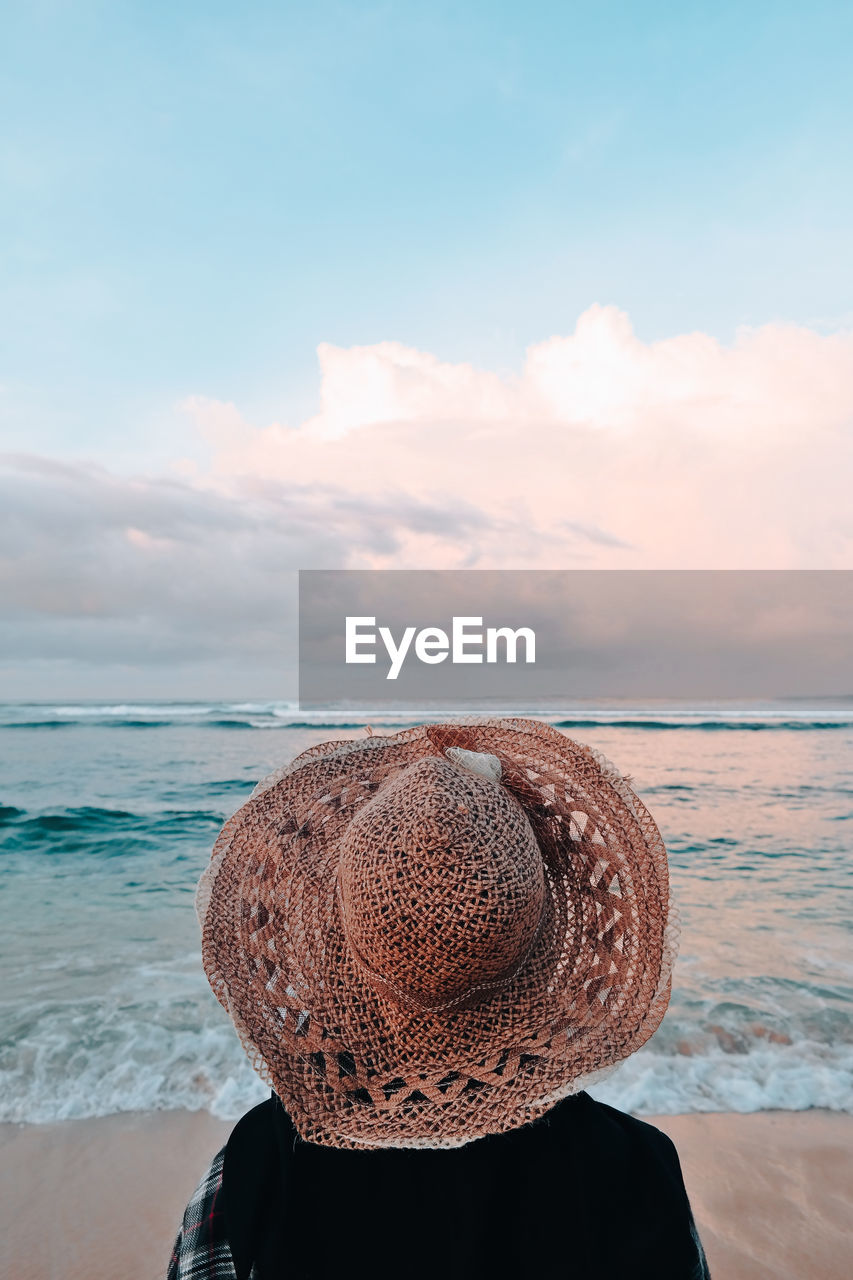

left=1, top=699, right=851, bottom=1124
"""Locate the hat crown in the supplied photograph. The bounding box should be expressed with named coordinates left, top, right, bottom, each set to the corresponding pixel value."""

left=337, top=756, right=547, bottom=1012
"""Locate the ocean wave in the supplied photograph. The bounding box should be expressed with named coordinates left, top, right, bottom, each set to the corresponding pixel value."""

left=591, top=1038, right=853, bottom=1114
left=553, top=718, right=853, bottom=731
left=0, top=1000, right=269, bottom=1124
left=0, top=804, right=224, bottom=849
left=4, top=718, right=175, bottom=729
left=3, top=721, right=75, bottom=730
left=4, top=715, right=853, bottom=734
left=49, top=704, right=224, bottom=717
left=2, top=701, right=852, bottom=732
left=204, top=719, right=406, bottom=730
left=2, top=998, right=852, bottom=1124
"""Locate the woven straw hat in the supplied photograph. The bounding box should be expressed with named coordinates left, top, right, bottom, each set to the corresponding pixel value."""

left=197, top=718, right=677, bottom=1150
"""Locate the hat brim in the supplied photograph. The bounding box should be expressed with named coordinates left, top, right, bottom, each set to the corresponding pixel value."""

left=197, top=718, right=677, bottom=1149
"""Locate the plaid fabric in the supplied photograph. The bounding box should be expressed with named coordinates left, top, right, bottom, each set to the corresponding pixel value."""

left=167, top=1147, right=257, bottom=1280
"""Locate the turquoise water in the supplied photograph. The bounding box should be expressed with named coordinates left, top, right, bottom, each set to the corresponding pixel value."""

left=1, top=700, right=851, bottom=1122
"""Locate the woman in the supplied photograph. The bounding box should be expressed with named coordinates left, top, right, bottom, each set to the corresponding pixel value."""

left=168, top=718, right=710, bottom=1278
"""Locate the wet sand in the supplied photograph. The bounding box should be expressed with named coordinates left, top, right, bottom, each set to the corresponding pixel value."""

left=1, top=1108, right=850, bottom=1279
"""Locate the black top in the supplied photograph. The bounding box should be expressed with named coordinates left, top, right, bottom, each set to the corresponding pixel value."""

left=221, top=1091, right=711, bottom=1280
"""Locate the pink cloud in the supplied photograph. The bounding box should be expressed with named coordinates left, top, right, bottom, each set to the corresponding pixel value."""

left=181, top=305, right=853, bottom=569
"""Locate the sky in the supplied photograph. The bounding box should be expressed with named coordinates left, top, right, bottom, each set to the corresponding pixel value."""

left=1, top=1, right=852, bottom=697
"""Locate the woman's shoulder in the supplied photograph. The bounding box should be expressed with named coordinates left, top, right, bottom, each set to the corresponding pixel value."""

left=583, top=1094, right=682, bottom=1152
left=552, top=1094, right=711, bottom=1278
left=551, top=1091, right=683, bottom=1160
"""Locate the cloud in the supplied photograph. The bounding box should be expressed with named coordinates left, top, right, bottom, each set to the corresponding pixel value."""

left=184, top=305, right=853, bottom=570
left=2, top=304, right=852, bottom=693
left=0, top=453, right=571, bottom=691
left=0, top=455, right=504, bottom=632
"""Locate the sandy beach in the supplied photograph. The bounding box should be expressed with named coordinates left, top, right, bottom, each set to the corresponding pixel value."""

left=1, top=1108, right=850, bottom=1280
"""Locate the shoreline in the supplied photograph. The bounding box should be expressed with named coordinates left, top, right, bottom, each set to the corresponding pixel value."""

left=1, top=1108, right=851, bottom=1279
